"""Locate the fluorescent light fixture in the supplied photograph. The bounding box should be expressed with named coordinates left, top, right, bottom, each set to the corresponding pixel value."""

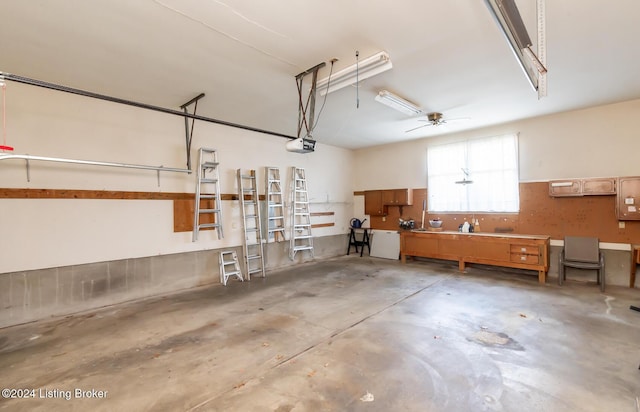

left=484, top=0, right=542, bottom=92
left=374, top=90, right=422, bottom=116
left=316, top=51, right=392, bottom=95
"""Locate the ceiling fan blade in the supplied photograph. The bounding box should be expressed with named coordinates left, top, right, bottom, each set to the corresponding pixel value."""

left=442, top=117, right=470, bottom=124
left=405, top=123, right=431, bottom=133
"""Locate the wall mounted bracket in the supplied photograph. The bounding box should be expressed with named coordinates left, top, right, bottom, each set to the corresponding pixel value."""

left=180, top=93, right=205, bottom=170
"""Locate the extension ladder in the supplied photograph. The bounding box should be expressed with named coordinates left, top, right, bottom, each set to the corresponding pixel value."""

left=289, top=167, right=314, bottom=260
left=237, top=169, right=266, bottom=279
left=219, top=250, right=243, bottom=286
left=193, top=148, right=223, bottom=241
left=265, top=167, right=286, bottom=242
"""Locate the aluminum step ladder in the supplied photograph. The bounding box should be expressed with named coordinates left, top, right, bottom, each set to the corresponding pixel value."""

left=193, top=148, right=224, bottom=241
left=237, top=169, right=266, bottom=279
left=289, top=167, right=314, bottom=260
left=265, top=167, right=286, bottom=242
left=219, top=250, right=243, bottom=286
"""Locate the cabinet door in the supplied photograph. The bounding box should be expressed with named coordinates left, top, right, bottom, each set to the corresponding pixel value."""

left=617, top=177, right=640, bottom=220
left=582, top=178, right=616, bottom=195
left=381, top=189, right=413, bottom=205
left=393, top=188, right=413, bottom=205
left=549, top=180, right=581, bottom=196
left=364, top=190, right=385, bottom=216
left=382, top=190, right=396, bottom=204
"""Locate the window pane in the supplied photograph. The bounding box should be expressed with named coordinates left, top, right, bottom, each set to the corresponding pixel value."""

left=427, top=134, right=519, bottom=212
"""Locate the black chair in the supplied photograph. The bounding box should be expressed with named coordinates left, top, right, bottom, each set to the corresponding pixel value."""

left=558, top=236, right=605, bottom=292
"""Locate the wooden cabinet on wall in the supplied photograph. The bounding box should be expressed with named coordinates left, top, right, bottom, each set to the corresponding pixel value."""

left=365, top=189, right=413, bottom=216
left=364, top=190, right=385, bottom=216
left=382, top=189, right=413, bottom=206
left=617, top=177, right=640, bottom=220
left=549, top=178, right=616, bottom=197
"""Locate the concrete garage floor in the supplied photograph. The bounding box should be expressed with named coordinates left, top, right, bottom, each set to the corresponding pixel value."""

left=1, top=256, right=639, bottom=411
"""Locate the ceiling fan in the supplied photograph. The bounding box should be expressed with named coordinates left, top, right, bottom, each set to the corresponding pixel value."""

left=405, top=112, right=468, bottom=133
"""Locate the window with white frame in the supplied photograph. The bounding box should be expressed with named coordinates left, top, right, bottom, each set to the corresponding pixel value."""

left=427, top=134, right=519, bottom=212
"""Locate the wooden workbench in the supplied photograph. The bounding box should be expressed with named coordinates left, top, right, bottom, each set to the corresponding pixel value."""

left=400, top=230, right=550, bottom=283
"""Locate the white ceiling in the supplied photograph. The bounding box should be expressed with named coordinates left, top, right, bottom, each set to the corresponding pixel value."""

left=1, top=0, right=639, bottom=150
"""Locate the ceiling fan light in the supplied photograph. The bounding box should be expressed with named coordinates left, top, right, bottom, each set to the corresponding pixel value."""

left=316, top=51, right=392, bottom=96
left=374, top=90, right=422, bottom=116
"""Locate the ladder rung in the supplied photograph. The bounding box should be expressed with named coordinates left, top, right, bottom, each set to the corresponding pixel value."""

left=199, top=223, right=221, bottom=229
left=294, top=235, right=313, bottom=239
left=199, top=194, right=217, bottom=199
left=293, top=246, right=313, bottom=251
left=200, top=209, right=221, bottom=214
left=201, top=162, right=219, bottom=168
left=247, top=255, right=262, bottom=260
left=200, top=178, right=218, bottom=183
left=224, top=270, right=241, bottom=276
left=269, top=216, right=284, bottom=221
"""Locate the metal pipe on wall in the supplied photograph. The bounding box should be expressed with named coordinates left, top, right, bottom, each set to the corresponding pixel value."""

left=0, top=153, right=191, bottom=174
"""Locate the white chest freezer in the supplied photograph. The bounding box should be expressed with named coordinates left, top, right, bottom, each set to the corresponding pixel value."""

left=369, top=230, right=400, bottom=260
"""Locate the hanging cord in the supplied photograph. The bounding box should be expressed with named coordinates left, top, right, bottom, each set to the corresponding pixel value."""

left=309, top=60, right=335, bottom=135
left=0, top=80, right=13, bottom=151
left=355, top=50, right=360, bottom=109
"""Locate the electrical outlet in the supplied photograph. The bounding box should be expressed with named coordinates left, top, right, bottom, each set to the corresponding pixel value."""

left=619, top=221, right=625, bottom=229
left=382, top=216, right=386, bottom=222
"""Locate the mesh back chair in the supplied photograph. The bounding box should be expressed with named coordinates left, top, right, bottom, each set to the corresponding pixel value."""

left=558, top=236, right=605, bottom=292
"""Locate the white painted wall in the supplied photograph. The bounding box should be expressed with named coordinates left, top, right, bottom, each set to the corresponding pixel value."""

left=0, top=83, right=354, bottom=273
left=353, top=98, right=640, bottom=190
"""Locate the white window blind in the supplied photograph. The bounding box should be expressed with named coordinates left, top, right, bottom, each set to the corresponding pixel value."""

left=427, top=134, right=519, bottom=212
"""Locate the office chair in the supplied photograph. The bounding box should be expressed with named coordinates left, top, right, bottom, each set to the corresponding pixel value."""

left=558, top=236, right=605, bottom=292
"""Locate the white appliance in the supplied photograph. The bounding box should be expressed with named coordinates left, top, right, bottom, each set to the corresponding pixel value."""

left=370, top=230, right=400, bottom=260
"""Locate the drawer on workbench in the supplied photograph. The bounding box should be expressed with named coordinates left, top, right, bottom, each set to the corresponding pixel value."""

left=510, top=253, right=541, bottom=264
left=510, top=244, right=539, bottom=255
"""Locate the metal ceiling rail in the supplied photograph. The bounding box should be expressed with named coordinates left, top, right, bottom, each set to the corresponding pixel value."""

left=0, top=72, right=297, bottom=141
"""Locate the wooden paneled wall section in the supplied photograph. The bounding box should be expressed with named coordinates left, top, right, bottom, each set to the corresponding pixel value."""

left=356, top=182, right=640, bottom=243
left=0, top=188, right=334, bottom=233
